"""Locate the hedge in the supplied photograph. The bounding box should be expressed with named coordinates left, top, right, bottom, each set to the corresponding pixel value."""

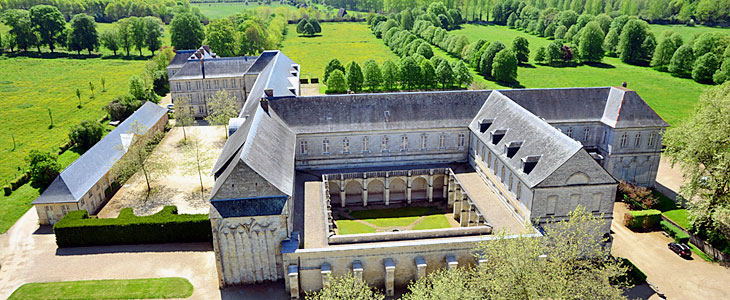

left=624, top=209, right=662, bottom=231
left=3, top=185, right=11, bottom=196
left=618, top=258, right=647, bottom=286
left=661, top=220, right=690, bottom=244
left=9, top=172, right=30, bottom=190
left=53, top=206, right=211, bottom=248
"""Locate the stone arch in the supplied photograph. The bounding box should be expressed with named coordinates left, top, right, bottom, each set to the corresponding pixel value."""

left=328, top=181, right=340, bottom=202
left=566, top=172, right=590, bottom=185
left=367, top=179, right=385, bottom=205
left=390, top=178, right=407, bottom=203
left=411, top=177, right=428, bottom=201
left=344, top=180, right=363, bottom=206
left=433, top=175, right=446, bottom=200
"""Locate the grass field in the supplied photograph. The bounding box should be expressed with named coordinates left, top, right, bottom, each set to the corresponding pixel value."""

left=193, top=2, right=286, bottom=19
left=664, top=209, right=690, bottom=229
left=649, top=24, right=730, bottom=42
left=335, top=206, right=452, bottom=234
left=443, top=24, right=712, bottom=126
left=8, top=277, right=193, bottom=300
left=281, top=22, right=399, bottom=80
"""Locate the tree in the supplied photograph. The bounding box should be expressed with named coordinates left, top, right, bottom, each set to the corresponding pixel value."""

left=544, top=23, right=557, bottom=39
left=480, top=41, right=506, bottom=77
left=174, top=96, right=195, bottom=141
left=652, top=32, right=683, bottom=71
left=669, top=45, right=695, bottom=78
left=453, top=60, right=473, bottom=88
left=29, top=5, right=65, bottom=53
left=435, top=58, right=454, bottom=88
left=67, top=13, right=98, bottom=55
left=602, top=28, right=619, bottom=57
left=579, top=21, right=605, bottom=63
left=89, top=81, right=95, bottom=99
left=170, top=12, right=205, bottom=50
left=100, top=29, right=120, bottom=56
left=534, top=46, right=547, bottom=64
left=692, top=53, right=720, bottom=84
left=417, top=43, right=434, bottom=59
left=117, top=17, right=134, bottom=56
left=326, top=69, right=347, bottom=93
left=546, top=42, right=563, bottom=65
left=205, top=18, right=236, bottom=57
left=2, top=9, right=38, bottom=52
left=420, top=59, right=436, bottom=89
left=363, top=59, right=382, bottom=91
left=114, top=121, right=168, bottom=193
left=68, top=120, right=104, bottom=151
left=181, top=133, right=214, bottom=200
left=346, top=62, right=364, bottom=93
left=400, top=56, right=421, bottom=90
left=511, top=36, right=530, bottom=64
left=205, top=90, right=239, bottom=137
left=400, top=10, right=414, bottom=30
left=324, top=59, right=345, bottom=83
left=130, top=17, right=147, bottom=56
left=664, top=82, right=730, bottom=243
left=104, top=95, right=141, bottom=121
left=310, top=19, right=322, bottom=34
left=713, top=56, right=730, bottom=84
left=303, top=22, right=316, bottom=37
left=492, top=49, right=518, bottom=83
left=618, top=19, right=650, bottom=65
left=144, top=16, right=163, bottom=55
left=25, top=150, right=61, bottom=190
left=554, top=25, right=568, bottom=41
left=382, top=60, right=399, bottom=91
left=693, top=32, right=730, bottom=57
left=296, top=19, right=307, bottom=34
left=305, top=273, right=384, bottom=300
left=75, top=88, right=82, bottom=108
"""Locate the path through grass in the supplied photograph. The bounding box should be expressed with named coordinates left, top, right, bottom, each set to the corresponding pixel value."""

left=8, top=277, right=193, bottom=300
left=336, top=206, right=452, bottom=234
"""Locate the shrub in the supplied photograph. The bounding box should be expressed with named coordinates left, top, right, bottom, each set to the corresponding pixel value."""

left=618, top=181, right=657, bottom=210
left=53, top=206, right=211, bottom=248
left=3, top=185, right=11, bottom=196
left=68, top=120, right=104, bottom=152
left=325, top=69, right=347, bottom=94
left=9, top=172, right=30, bottom=190
left=624, top=209, right=661, bottom=230
left=661, top=220, right=690, bottom=244
left=615, top=258, right=647, bottom=285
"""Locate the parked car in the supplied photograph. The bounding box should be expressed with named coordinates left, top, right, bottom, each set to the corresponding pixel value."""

left=668, top=243, right=692, bottom=258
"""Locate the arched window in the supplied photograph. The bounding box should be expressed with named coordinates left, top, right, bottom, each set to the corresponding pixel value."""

left=322, top=139, right=330, bottom=154
left=634, top=134, right=641, bottom=148
left=439, top=134, right=446, bottom=149
left=401, top=136, right=408, bottom=151
left=620, top=133, right=628, bottom=148
left=648, top=132, right=656, bottom=146
left=343, top=138, right=350, bottom=154
left=362, top=136, right=369, bottom=153
left=420, top=134, right=427, bottom=150
left=381, top=136, right=389, bottom=152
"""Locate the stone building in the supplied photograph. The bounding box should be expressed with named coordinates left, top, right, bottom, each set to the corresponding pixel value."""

left=168, top=48, right=300, bottom=118
left=206, top=52, right=668, bottom=297
left=32, top=102, right=168, bottom=225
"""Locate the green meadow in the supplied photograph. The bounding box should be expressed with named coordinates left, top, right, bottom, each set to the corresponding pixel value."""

left=8, top=277, right=193, bottom=300
left=193, top=2, right=286, bottom=19
left=445, top=24, right=711, bottom=126
left=280, top=22, right=399, bottom=80
left=648, top=24, right=730, bottom=42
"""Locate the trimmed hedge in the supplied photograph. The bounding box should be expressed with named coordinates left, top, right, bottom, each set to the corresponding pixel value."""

left=624, top=209, right=662, bottom=230
left=661, top=220, right=690, bottom=244
left=3, top=185, right=11, bottom=196
left=9, top=172, right=30, bottom=190
left=53, top=206, right=211, bottom=248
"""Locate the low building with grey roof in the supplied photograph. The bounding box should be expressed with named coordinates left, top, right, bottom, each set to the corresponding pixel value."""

left=32, top=102, right=168, bottom=225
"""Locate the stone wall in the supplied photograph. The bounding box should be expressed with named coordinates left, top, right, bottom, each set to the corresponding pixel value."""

left=210, top=163, right=286, bottom=201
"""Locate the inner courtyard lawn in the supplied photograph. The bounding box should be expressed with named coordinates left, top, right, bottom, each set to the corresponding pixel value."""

left=8, top=277, right=193, bottom=300
left=335, top=206, right=453, bottom=234
left=443, top=24, right=711, bottom=126
left=280, top=22, right=400, bottom=81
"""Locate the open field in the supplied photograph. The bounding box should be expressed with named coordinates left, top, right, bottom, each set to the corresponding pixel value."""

left=8, top=277, right=193, bottom=300
left=446, top=24, right=712, bottom=126
left=649, top=24, right=730, bottom=42
left=334, top=206, right=453, bottom=235
left=281, top=22, right=399, bottom=80
left=193, top=2, right=286, bottom=19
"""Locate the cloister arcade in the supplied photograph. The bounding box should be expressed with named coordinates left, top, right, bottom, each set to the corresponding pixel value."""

left=325, top=169, right=449, bottom=207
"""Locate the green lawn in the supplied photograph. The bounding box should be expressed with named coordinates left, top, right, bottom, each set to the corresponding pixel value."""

left=443, top=24, right=712, bottom=126
left=336, top=206, right=453, bottom=234
left=336, top=220, right=377, bottom=235
left=8, top=277, right=193, bottom=300
left=688, top=242, right=714, bottom=262
left=193, top=2, right=286, bottom=19
left=649, top=24, right=730, bottom=42
left=0, top=184, right=40, bottom=233
left=281, top=22, right=400, bottom=80
left=412, top=214, right=452, bottom=230
left=664, top=209, right=690, bottom=230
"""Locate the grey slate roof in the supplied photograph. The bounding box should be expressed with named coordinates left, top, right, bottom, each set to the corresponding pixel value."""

left=269, top=90, right=491, bottom=134
left=469, top=90, right=585, bottom=188
left=33, top=102, right=168, bottom=205
left=167, top=50, right=196, bottom=70
left=170, top=56, right=258, bottom=81
left=500, top=87, right=669, bottom=128
left=210, top=196, right=288, bottom=218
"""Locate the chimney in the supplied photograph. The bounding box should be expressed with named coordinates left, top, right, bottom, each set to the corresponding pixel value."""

left=621, top=81, right=627, bottom=88
left=264, top=89, right=274, bottom=98
left=260, top=98, right=269, bottom=112
left=200, top=57, right=205, bottom=79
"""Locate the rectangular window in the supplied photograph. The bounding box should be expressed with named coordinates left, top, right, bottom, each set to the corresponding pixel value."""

left=186, top=82, right=191, bottom=91
left=401, top=136, right=408, bottom=151
left=634, top=133, right=641, bottom=148
left=382, top=136, right=389, bottom=152
left=199, top=106, right=204, bottom=114
left=420, top=135, right=427, bottom=150
left=206, top=81, right=211, bottom=89
left=501, top=166, right=505, bottom=183
left=61, top=205, right=69, bottom=215
left=648, top=132, right=656, bottom=146
left=215, top=81, right=219, bottom=88
left=223, top=80, right=228, bottom=88
left=323, top=139, right=330, bottom=154
left=620, top=133, right=628, bottom=148
left=602, top=130, right=607, bottom=144
left=362, top=136, right=369, bottom=153
left=300, top=140, right=307, bottom=155
left=457, top=133, right=465, bottom=148
left=343, top=138, right=350, bottom=154
left=176, top=82, right=181, bottom=91
left=566, top=127, right=573, bottom=138
left=583, top=127, right=590, bottom=141
left=232, top=79, right=236, bottom=88
left=196, top=82, right=201, bottom=89
left=439, top=134, right=446, bottom=149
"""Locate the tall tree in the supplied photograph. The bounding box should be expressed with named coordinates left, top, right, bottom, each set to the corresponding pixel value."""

left=181, top=133, right=214, bottom=200
left=100, top=29, right=120, bottom=56
left=170, top=12, right=205, bottom=50
left=668, top=44, right=695, bottom=78
left=346, top=61, right=364, bottom=93
left=400, top=56, right=421, bottom=90
left=117, top=17, right=134, bottom=56
left=67, top=13, right=98, bottom=55
left=480, top=40, right=506, bottom=77
left=651, top=32, right=683, bottom=71
left=420, top=59, right=437, bottom=89
left=326, top=69, right=347, bottom=94
left=453, top=60, right=473, bottom=88
left=664, top=82, right=730, bottom=241
left=143, top=16, right=163, bottom=55
left=511, top=36, right=530, bottom=64
left=68, top=120, right=104, bottom=151
left=363, top=59, right=382, bottom=91
left=205, top=18, right=236, bottom=57
left=618, top=19, right=650, bottom=65
left=205, top=90, right=239, bottom=137
left=579, top=21, right=605, bottom=63
left=436, top=60, right=454, bottom=88
left=692, top=53, right=720, bottom=84
left=130, top=17, right=146, bottom=56
left=29, top=5, right=65, bottom=53
left=25, top=150, right=61, bottom=190
left=2, top=9, right=38, bottom=52
left=324, top=58, right=346, bottom=83
left=174, top=96, right=195, bottom=141
left=113, top=122, right=168, bottom=193
left=382, top=60, right=400, bottom=91
left=492, top=49, right=518, bottom=83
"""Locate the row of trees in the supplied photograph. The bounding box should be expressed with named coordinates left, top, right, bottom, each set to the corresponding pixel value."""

left=0, top=0, right=204, bottom=23
left=295, top=17, right=322, bottom=36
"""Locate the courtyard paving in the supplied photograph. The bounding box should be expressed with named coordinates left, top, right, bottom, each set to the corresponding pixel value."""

left=97, top=125, right=226, bottom=218
left=453, top=172, right=528, bottom=234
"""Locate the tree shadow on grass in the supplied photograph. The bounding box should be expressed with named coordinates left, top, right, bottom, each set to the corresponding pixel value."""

left=519, top=63, right=536, bottom=68
left=3, top=50, right=151, bottom=60
left=584, top=61, right=616, bottom=69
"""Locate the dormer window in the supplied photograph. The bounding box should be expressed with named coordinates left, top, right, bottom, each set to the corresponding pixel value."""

left=491, top=129, right=507, bottom=145
left=504, top=141, right=523, bottom=158
left=521, top=155, right=541, bottom=174
left=479, top=118, right=494, bottom=133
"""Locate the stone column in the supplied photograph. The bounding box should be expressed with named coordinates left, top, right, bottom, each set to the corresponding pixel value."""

left=340, top=175, right=346, bottom=208
left=446, top=255, right=458, bottom=270
left=406, top=171, right=412, bottom=204
left=459, top=199, right=470, bottom=227
left=353, top=261, right=364, bottom=280
left=443, top=174, right=449, bottom=199
left=447, top=177, right=455, bottom=208
left=469, top=204, right=479, bottom=227
left=288, top=265, right=300, bottom=299
left=427, top=170, right=434, bottom=203
left=384, top=258, right=395, bottom=296
left=362, top=177, right=368, bottom=207
left=415, top=257, right=427, bottom=280
left=385, top=174, right=390, bottom=206
left=321, top=263, right=332, bottom=289
left=453, top=186, right=462, bottom=220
